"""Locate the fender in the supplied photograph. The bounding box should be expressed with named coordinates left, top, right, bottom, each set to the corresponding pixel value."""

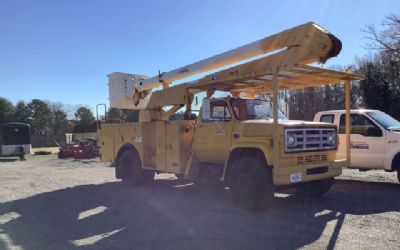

left=383, top=136, right=400, bottom=170
left=385, top=148, right=400, bottom=171
left=222, top=144, right=271, bottom=182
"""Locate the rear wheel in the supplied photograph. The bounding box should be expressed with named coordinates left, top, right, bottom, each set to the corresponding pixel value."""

left=296, top=178, right=334, bottom=196
left=229, top=157, right=274, bottom=210
left=117, top=149, right=154, bottom=186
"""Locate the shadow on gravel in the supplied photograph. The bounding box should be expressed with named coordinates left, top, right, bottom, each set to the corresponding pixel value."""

left=0, top=158, right=18, bottom=163
left=0, top=178, right=399, bottom=250
left=71, top=159, right=98, bottom=164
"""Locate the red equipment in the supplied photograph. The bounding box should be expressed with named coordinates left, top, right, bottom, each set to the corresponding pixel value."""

left=58, top=139, right=99, bottom=159
left=58, top=143, right=77, bottom=158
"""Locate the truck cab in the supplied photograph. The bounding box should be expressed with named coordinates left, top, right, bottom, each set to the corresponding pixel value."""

left=193, top=97, right=286, bottom=163
left=193, top=97, right=342, bottom=186
left=314, top=109, right=400, bottom=182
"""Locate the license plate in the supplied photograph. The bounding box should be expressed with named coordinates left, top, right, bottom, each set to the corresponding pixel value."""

left=290, top=172, right=302, bottom=183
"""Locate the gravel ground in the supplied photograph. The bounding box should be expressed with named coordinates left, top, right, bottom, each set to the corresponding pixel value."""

left=0, top=155, right=399, bottom=250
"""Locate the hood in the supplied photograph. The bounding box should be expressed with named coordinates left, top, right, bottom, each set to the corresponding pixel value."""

left=240, top=119, right=335, bottom=127
left=280, top=120, right=338, bottom=127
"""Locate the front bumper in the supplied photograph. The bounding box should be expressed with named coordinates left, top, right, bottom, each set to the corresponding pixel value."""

left=273, top=159, right=346, bottom=185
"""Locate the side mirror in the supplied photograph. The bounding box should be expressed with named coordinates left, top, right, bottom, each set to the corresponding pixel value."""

left=366, top=127, right=382, bottom=137
left=201, top=98, right=211, bottom=120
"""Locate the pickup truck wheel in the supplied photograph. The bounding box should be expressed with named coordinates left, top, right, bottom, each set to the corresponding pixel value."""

left=229, top=157, right=274, bottom=210
left=296, top=178, right=334, bottom=197
left=117, top=149, right=152, bottom=186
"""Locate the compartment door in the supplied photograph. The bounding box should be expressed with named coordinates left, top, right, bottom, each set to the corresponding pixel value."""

left=99, top=125, right=115, bottom=162
left=166, top=123, right=184, bottom=173
left=155, top=122, right=167, bottom=171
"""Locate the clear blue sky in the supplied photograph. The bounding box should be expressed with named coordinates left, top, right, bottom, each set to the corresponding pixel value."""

left=1, top=0, right=399, bottom=112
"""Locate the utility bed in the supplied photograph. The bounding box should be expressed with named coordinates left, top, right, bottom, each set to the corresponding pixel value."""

left=99, top=120, right=194, bottom=174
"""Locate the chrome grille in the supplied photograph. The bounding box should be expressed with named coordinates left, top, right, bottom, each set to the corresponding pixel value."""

left=285, top=128, right=336, bottom=153
left=297, top=154, right=328, bottom=165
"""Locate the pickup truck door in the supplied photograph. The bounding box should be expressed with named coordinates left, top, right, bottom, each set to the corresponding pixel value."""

left=193, top=100, right=234, bottom=163
left=337, top=114, right=385, bottom=169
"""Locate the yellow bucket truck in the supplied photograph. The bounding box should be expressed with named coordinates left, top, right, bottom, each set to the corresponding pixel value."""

left=99, top=22, right=364, bottom=209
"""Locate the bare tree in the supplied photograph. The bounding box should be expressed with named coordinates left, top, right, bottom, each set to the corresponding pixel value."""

left=364, top=14, right=400, bottom=60
left=48, top=102, right=70, bottom=135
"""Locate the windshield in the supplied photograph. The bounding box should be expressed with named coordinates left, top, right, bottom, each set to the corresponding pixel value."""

left=367, top=111, right=400, bottom=131
left=231, top=99, right=287, bottom=120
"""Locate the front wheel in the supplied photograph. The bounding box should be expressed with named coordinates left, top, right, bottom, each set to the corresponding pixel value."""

left=229, top=157, right=274, bottom=210
left=296, top=178, right=334, bottom=197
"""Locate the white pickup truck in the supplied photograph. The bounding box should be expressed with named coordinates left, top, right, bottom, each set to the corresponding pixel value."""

left=314, top=109, right=400, bottom=182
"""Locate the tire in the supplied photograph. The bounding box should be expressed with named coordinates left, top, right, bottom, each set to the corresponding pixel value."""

left=296, top=178, right=334, bottom=197
left=392, top=154, right=400, bottom=182
left=117, top=149, right=154, bottom=187
left=19, top=147, right=26, bottom=161
left=229, top=157, right=274, bottom=210
left=58, top=150, right=64, bottom=159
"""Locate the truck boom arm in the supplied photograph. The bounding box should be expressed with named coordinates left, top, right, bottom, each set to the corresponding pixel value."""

left=137, top=22, right=340, bottom=92
left=108, top=22, right=341, bottom=109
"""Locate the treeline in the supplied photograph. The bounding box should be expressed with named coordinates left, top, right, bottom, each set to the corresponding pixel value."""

left=0, top=98, right=96, bottom=135
left=0, top=96, right=142, bottom=136
left=105, top=108, right=139, bottom=123
left=287, top=14, right=400, bottom=120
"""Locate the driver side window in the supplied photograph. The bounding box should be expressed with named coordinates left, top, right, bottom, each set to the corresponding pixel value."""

left=210, top=101, right=231, bottom=121
left=339, top=114, right=382, bottom=137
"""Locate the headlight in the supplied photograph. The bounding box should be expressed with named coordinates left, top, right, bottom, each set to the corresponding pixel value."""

left=287, top=133, right=296, bottom=147
left=326, top=133, right=336, bottom=145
